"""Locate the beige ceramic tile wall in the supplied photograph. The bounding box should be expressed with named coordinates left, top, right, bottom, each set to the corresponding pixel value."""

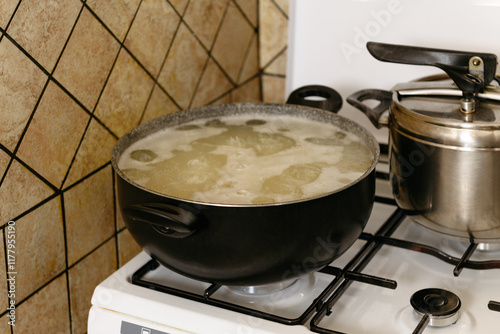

left=0, top=0, right=260, bottom=333
left=259, top=0, right=289, bottom=103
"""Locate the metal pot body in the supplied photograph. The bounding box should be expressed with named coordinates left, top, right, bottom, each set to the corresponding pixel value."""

left=348, top=86, right=500, bottom=243
left=112, top=102, right=379, bottom=286
left=389, top=118, right=500, bottom=242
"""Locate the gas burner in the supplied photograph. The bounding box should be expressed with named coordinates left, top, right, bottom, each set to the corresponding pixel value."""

left=411, top=288, right=461, bottom=329
left=228, top=278, right=298, bottom=295
left=443, top=238, right=500, bottom=254
left=471, top=242, right=500, bottom=252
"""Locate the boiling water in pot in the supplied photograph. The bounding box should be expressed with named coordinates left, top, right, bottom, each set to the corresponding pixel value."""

left=118, top=114, right=373, bottom=204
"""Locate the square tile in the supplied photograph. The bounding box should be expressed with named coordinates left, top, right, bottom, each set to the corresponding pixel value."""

left=0, top=313, right=11, bottom=334
left=8, top=0, right=81, bottom=72
left=235, top=0, right=258, bottom=27
left=0, top=148, right=11, bottom=181
left=17, top=81, right=90, bottom=188
left=211, top=4, right=254, bottom=82
left=259, top=0, right=288, bottom=68
left=0, top=159, right=54, bottom=224
left=0, top=232, right=8, bottom=311
left=239, top=33, right=259, bottom=83
left=140, top=85, right=179, bottom=124
left=263, top=49, right=287, bottom=76
left=158, top=23, right=207, bottom=109
left=115, top=187, right=126, bottom=231
left=232, top=76, right=261, bottom=103
left=86, top=0, right=141, bottom=41
left=14, top=274, right=70, bottom=334
left=64, top=165, right=114, bottom=265
left=117, top=229, right=141, bottom=267
left=94, top=48, right=155, bottom=137
left=0, top=0, right=19, bottom=29
left=262, top=74, right=286, bottom=103
left=69, top=239, right=117, bottom=334
left=169, top=0, right=189, bottom=15
left=0, top=38, right=47, bottom=151
left=63, top=118, right=116, bottom=188
left=274, top=0, right=290, bottom=15
left=183, top=0, right=228, bottom=50
left=124, top=0, right=179, bottom=77
left=211, top=92, right=231, bottom=105
left=15, top=196, right=66, bottom=301
left=54, top=7, right=119, bottom=110
left=191, top=58, right=233, bottom=108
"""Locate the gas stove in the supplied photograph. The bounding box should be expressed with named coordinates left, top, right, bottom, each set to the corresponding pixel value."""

left=89, top=1, right=500, bottom=332
left=88, top=163, right=500, bottom=333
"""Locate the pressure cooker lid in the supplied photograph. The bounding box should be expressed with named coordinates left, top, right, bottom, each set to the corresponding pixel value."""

left=392, top=79, right=500, bottom=129
left=364, top=42, right=500, bottom=148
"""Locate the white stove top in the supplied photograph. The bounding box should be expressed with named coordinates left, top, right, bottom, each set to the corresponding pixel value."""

left=88, top=168, right=500, bottom=333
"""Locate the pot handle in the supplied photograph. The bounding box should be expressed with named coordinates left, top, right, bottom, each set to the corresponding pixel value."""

left=367, top=42, right=498, bottom=97
left=346, top=89, right=392, bottom=129
left=123, top=203, right=202, bottom=238
left=286, top=85, right=342, bottom=113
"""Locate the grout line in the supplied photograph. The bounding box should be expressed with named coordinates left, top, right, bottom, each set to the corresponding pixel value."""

left=237, top=72, right=261, bottom=88
left=84, top=0, right=184, bottom=112
left=5, top=151, right=59, bottom=195
left=8, top=74, right=50, bottom=155
left=61, top=161, right=111, bottom=193
left=270, top=0, right=289, bottom=20
left=187, top=54, right=211, bottom=109
left=112, top=167, right=120, bottom=269
left=230, top=0, right=258, bottom=30
left=0, top=146, right=14, bottom=189
left=137, top=3, right=184, bottom=124
left=51, top=2, right=85, bottom=76
left=0, top=192, right=60, bottom=230
left=260, top=45, right=287, bottom=73
left=67, top=233, right=118, bottom=275
left=166, top=0, right=190, bottom=19
left=187, top=0, right=234, bottom=108
left=58, top=116, right=94, bottom=190
left=261, top=72, right=286, bottom=79
left=257, top=0, right=264, bottom=102
left=60, top=194, right=74, bottom=334
left=2, top=0, right=23, bottom=33
left=236, top=30, right=258, bottom=85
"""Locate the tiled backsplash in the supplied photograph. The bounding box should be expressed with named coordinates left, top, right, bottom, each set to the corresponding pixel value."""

left=0, top=0, right=288, bottom=333
left=260, top=0, right=288, bottom=103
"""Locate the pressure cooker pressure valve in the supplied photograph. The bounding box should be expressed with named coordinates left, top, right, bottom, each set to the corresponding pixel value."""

left=366, top=42, right=498, bottom=113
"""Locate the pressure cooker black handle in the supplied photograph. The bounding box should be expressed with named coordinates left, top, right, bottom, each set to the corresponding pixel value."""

left=367, top=42, right=498, bottom=96
left=286, top=85, right=343, bottom=113
left=123, top=203, right=202, bottom=238
left=346, top=89, right=392, bottom=129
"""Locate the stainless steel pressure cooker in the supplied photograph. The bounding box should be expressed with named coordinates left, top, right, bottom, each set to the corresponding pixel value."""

left=348, top=42, right=500, bottom=243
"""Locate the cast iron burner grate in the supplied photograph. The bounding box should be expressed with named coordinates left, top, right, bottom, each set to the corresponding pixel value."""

left=374, top=235, right=500, bottom=276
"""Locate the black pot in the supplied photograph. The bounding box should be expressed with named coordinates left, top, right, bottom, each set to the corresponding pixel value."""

left=112, top=86, right=379, bottom=287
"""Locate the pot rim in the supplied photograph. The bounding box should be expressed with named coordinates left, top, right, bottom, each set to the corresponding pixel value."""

left=111, top=102, right=380, bottom=207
